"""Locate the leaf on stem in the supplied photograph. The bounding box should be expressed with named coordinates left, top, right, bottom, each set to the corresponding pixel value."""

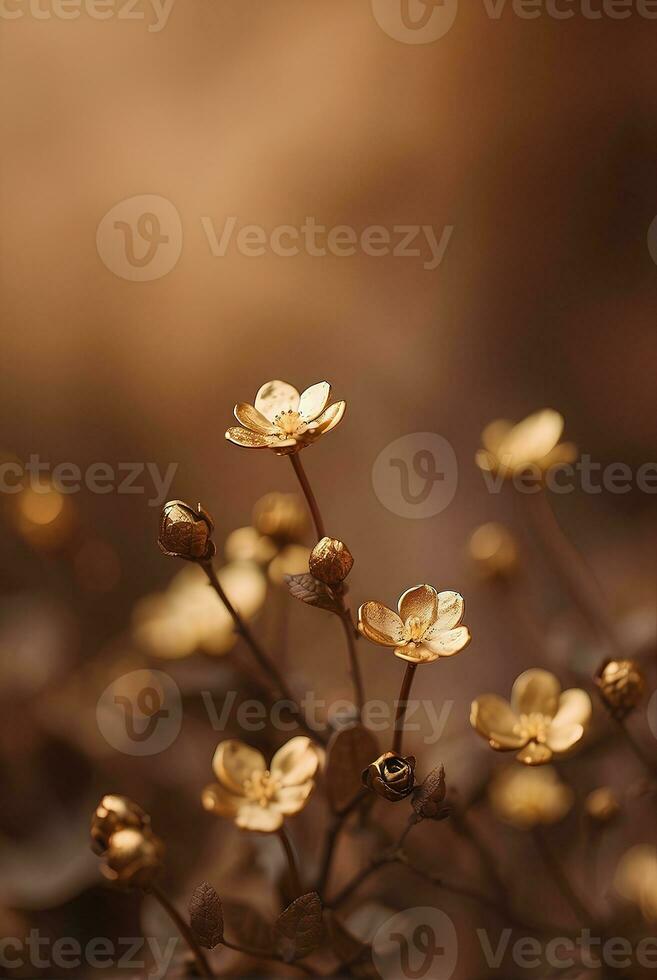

left=326, top=724, right=379, bottom=813
left=274, top=891, right=323, bottom=963
left=285, top=573, right=341, bottom=614
left=189, top=881, right=224, bottom=949
left=411, top=764, right=450, bottom=821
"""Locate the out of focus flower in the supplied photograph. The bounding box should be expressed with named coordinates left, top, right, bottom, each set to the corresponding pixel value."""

left=158, top=500, right=215, bottom=562
left=268, top=545, right=311, bottom=586
left=13, top=481, right=75, bottom=551
left=225, top=380, right=346, bottom=454
left=615, top=845, right=657, bottom=922
left=133, top=561, right=265, bottom=659
left=471, top=668, right=591, bottom=765
left=475, top=409, right=577, bottom=479
left=585, top=787, right=620, bottom=824
left=225, top=492, right=310, bottom=586
left=202, top=737, right=319, bottom=832
left=90, top=795, right=150, bottom=855
left=253, top=492, right=308, bottom=544
left=468, top=523, right=519, bottom=580
left=595, top=658, right=645, bottom=720
left=309, top=537, right=354, bottom=587
left=101, top=828, right=165, bottom=890
left=358, top=585, right=470, bottom=665
left=362, top=752, right=416, bottom=802
left=489, top=766, right=573, bottom=829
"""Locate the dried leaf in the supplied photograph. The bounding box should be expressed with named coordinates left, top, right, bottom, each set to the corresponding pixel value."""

left=411, top=765, right=450, bottom=821
left=224, top=901, right=273, bottom=953
left=189, top=881, right=223, bottom=949
left=285, top=573, right=341, bottom=614
left=274, top=892, right=323, bottom=963
left=326, top=914, right=377, bottom=978
left=326, top=724, right=379, bottom=813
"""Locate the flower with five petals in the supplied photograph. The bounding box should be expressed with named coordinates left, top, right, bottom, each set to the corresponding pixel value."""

left=202, top=736, right=320, bottom=832
left=471, top=668, right=592, bottom=766
left=358, top=584, right=471, bottom=665
left=225, top=380, right=346, bottom=455
left=475, top=409, right=577, bottom=479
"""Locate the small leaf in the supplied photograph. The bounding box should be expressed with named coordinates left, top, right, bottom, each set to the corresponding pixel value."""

left=411, top=764, right=450, bottom=821
left=326, top=724, right=379, bottom=813
left=189, top=881, right=224, bottom=949
left=224, top=901, right=273, bottom=953
left=286, top=573, right=341, bottom=614
left=274, top=892, right=323, bottom=963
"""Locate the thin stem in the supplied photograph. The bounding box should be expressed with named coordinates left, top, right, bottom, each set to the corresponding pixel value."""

left=221, top=939, right=314, bottom=975
left=278, top=826, right=302, bottom=898
left=289, top=453, right=326, bottom=541
left=393, top=663, right=417, bottom=755
left=532, top=827, right=593, bottom=927
left=201, top=560, right=325, bottom=745
left=149, top=885, right=214, bottom=979
left=337, top=600, right=365, bottom=715
left=326, top=856, right=388, bottom=909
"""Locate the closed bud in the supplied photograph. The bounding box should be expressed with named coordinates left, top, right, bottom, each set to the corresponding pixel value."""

left=101, top=828, right=165, bottom=890
left=158, top=500, right=215, bottom=562
left=586, top=787, right=620, bottom=824
left=90, top=795, right=150, bottom=855
left=595, top=658, right=645, bottom=721
left=309, top=537, right=354, bottom=587
left=362, top=752, right=416, bottom=802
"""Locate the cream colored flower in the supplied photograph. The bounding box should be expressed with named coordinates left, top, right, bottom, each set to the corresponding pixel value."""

left=358, top=585, right=471, bottom=665
left=489, top=765, right=573, bottom=829
left=226, top=380, right=346, bottom=455
left=615, top=846, right=657, bottom=922
left=202, top=736, right=319, bottom=832
left=471, top=668, right=591, bottom=765
left=475, top=409, right=577, bottom=478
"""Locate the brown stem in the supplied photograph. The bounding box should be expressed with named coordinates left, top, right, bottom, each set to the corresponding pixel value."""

left=393, top=663, right=417, bottom=755
left=221, top=939, right=314, bottom=975
left=289, top=453, right=326, bottom=541
left=532, top=827, right=593, bottom=927
left=149, top=885, right=214, bottom=978
left=337, top=600, right=365, bottom=715
left=278, top=826, right=302, bottom=898
left=201, top=560, right=326, bottom=745
left=317, top=790, right=367, bottom=899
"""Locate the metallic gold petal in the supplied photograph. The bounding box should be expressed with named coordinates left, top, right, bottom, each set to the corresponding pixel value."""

left=298, top=382, right=331, bottom=422
left=422, top=625, right=471, bottom=658
left=274, top=781, right=314, bottom=815
left=270, top=736, right=319, bottom=787
left=471, top=694, right=525, bottom=748
left=426, top=591, right=464, bottom=633
left=497, top=409, right=564, bottom=469
left=234, top=403, right=278, bottom=435
left=358, top=601, right=404, bottom=646
left=546, top=722, right=584, bottom=753
left=254, top=380, right=300, bottom=421
left=225, top=426, right=272, bottom=448
left=511, top=668, right=561, bottom=719
left=551, top=688, right=592, bottom=731
left=212, top=740, right=266, bottom=794
left=201, top=783, right=243, bottom=817
left=308, top=400, right=346, bottom=435
left=516, top=741, right=553, bottom=766
left=481, top=419, right=513, bottom=453
left=395, top=644, right=439, bottom=664
left=398, top=584, right=438, bottom=625
left=235, top=803, right=283, bottom=833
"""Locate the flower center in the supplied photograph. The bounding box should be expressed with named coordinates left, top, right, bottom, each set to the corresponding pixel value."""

left=243, top=770, right=280, bottom=808
left=274, top=410, right=307, bottom=439
left=516, top=713, right=550, bottom=744
left=403, top=616, right=427, bottom=643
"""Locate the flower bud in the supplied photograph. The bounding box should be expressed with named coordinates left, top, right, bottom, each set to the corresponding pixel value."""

left=595, top=658, right=645, bottom=720
left=101, top=828, right=165, bottom=890
left=362, top=752, right=416, bottom=802
left=252, top=492, right=307, bottom=544
left=90, top=795, right=150, bottom=855
left=586, top=787, right=620, bottom=824
left=158, top=501, right=215, bottom=562
left=309, top=537, right=354, bottom=587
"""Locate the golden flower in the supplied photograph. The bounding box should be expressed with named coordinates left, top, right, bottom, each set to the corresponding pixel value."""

left=615, top=845, right=657, bottom=922
left=309, top=537, right=354, bottom=587
left=586, top=787, right=620, bottom=824
left=362, top=752, right=416, bottom=802
left=90, top=795, right=150, bottom=855
left=471, top=668, right=591, bottom=765
left=358, top=585, right=470, bottom=665
left=489, top=765, right=573, bottom=829
left=468, top=523, right=519, bottom=580
left=595, top=658, right=645, bottom=720
left=158, top=501, right=215, bottom=562
left=253, top=492, right=308, bottom=544
left=475, top=409, right=577, bottom=479
left=101, top=827, right=165, bottom=890
left=202, top=736, right=319, bottom=832
left=225, top=380, right=346, bottom=454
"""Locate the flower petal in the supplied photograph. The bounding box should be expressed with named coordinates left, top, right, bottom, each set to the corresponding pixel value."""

left=540, top=441, right=578, bottom=470
left=395, top=644, right=439, bottom=664
left=511, top=669, right=561, bottom=719
left=308, top=400, right=346, bottom=435
left=398, top=584, right=438, bottom=625
left=498, top=409, right=564, bottom=469
left=270, top=736, right=319, bottom=787
left=516, top=741, right=553, bottom=766
left=551, top=688, right=592, bottom=731
left=233, top=403, right=278, bottom=435
left=481, top=419, right=513, bottom=453
left=201, top=782, right=243, bottom=818
left=422, top=626, right=471, bottom=658
left=615, top=846, right=657, bottom=903
left=225, top=426, right=274, bottom=449
left=546, top=723, right=584, bottom=754
left=212, top=740, right=266, bottom=794
left=358, top=601, right=403, bottom=646
left=298, top=382, right=331, bottom=422
left=471, top=695, right=525, bottom=749
left=254, top=380, right=300, bottom=421
left=425, top=591, right=464, bottom=633
left=235, top=803, right=283, bottom=833
left=274, top=781, right=314, bottom=815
